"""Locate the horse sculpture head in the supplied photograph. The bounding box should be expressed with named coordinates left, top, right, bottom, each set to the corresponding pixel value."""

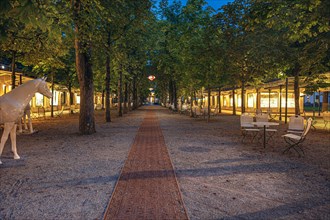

left=37, top=77, right=52, bottom=98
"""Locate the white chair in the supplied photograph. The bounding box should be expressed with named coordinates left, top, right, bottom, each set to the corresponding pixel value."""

left=323, top=111, right=330, bottom=129
left=55, top=106, right=65, bottom=117
left=287, top=115, right=304, bottom=134
left=255, top=114, right=268, bottom=123
left=240, top=114, right=259, bottom=143
left=194, top=107, right=204, bottom=118
left=282, top=118, right=313, bottom=157
left=210, top=107, right=218, bottom=117
left=267, top=108, right=277, bottom=121
left=256, top=109, right=263, bottom=115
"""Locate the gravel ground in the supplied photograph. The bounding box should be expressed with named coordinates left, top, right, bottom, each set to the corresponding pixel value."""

left=0, top=109, right=144, bottom=219
left=158, top=108, right=330, bottom=220
left=0, top=106, right=329, bottom=220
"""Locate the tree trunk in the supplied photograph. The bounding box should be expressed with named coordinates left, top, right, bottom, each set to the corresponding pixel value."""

left=128, top=81, right=132, bottom=111
left=256, top=88, right=260, bottom=110
left=322, top=91, right=328, bottom=112
left=173, top=81, right=177, bottom=110
left=169, top=80, right=173, bottom=106
left=293, top=65, right=300, bottom=115
left=101, top=90, right=105, bottom=109
left=51, top=72, right=55, bottom=118
left=218, top=88, right=221, bottom=113
left=73, top=0, right=96, bottom=134
left=105, top=54, right=111, bottom=122
left=124, top=81, right=128, bottom=113
left=68, top=82, right=74, bottom=114
left=241, top=80, right=245, bottom=113
left=207, top=86, right=211, bottom=119
left=232, top=89, right=236, bottom=115
left=190, top=91, right=194, bottom=117
left=118, top=67, right=123, bottom=117
left=132, top=76, right=137, bottom=110
left=11, top=51, right=16, bottom=89
left=75, top=46, right=96, bottom=134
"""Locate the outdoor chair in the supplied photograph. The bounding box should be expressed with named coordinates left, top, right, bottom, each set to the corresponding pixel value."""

left=210, top=107, right=218, bottom=117
left=287, top=115, right=304, bottom=134
left=267, top=108, right=277, bottom=121
left=55, top=106, right=64, bottom=117
left=255, top=114, right=268, bottom=123
left=240, top=114, right=260, bottom=143
left=282, top=117, right=313, bottom=157
left=179, top=104, right=187, bottom=114
left=323, top=111, right=330, bottom=129
left=193, top=107, right=205, bottom=118
left=256, top=109, right=263, bottom=115
left=300, top=111, right=317, bottom=130
left=70, top=105, right=79, bottom=114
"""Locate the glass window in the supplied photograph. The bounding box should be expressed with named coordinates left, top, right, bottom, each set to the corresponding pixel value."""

left=76, top=95, right=80, bottom=104
left=51, top=91, right=59, bottom=106
left=281, top=93, right=295, bottom=107
left=35, top=93, right=44, bottom=106
left=261, top=92, right=278, bottom=108
left=247, top=93, right=254, bottom=108
left=237, top=95, right=241, bottom=107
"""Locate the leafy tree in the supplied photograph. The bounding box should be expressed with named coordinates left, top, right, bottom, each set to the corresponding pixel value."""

left=0, top=1, right=67, bottom=88
left=250, top=0, right=330, bottom=114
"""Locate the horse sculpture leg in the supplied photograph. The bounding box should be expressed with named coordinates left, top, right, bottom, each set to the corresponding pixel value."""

left=26, top=110, right=33, bottom=133
left=24, top=113, right=28, bottom=130
left=10, top=123, right=20, bottom=159
left=0, top=122, right=16, bottom=164
left=18, top=116, right=23, bottom=133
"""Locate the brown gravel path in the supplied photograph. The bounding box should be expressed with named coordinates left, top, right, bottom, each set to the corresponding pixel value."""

left=103, top=109, right=188, bottom=220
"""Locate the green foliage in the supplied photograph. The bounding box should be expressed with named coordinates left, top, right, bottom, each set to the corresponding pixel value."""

left=1, top=0, right=328, bottom=109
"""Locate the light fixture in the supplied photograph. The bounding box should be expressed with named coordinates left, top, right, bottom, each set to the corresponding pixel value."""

left=148, top=75, right=155, bottom=81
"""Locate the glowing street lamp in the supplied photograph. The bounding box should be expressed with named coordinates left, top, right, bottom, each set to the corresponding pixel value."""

left=148, top=75, right=156, bottom=81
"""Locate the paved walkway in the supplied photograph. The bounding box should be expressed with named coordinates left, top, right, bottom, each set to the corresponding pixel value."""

left=103, top=110, right=188, bottom=220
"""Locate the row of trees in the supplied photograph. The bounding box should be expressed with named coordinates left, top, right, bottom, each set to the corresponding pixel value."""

left=0, top=0, right=154, bottom=134
left=153, top=0, right=329, bottom=117
left=0, top=0, right=329, bottom=134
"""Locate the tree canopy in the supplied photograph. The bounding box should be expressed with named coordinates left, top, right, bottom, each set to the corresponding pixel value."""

left=0, top=0, right=329, bottom=133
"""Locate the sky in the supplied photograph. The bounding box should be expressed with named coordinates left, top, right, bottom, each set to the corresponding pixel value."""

left=165, top=0, right=235, bottom=10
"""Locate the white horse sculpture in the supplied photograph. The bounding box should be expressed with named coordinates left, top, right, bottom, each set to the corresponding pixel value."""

left=0, top=78, right=52, bottom=164
left=18, top=103, right=34, bottom=134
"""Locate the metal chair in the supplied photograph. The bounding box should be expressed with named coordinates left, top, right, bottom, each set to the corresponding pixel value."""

left=282, top=117, right=313, bottom=157
left=323, top=111, right=330, bottom=129
left=287, top=115, right=304, bottom=134
left=267, top=108, right=277, bottom=121
left=55, top=106, right=65, bottom=117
